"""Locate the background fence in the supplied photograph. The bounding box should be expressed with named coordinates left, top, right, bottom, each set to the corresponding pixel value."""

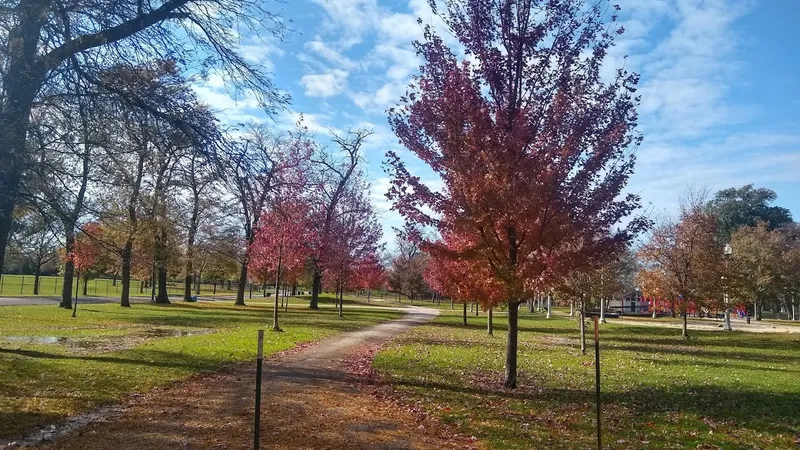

left=0, top=274, right=252, bottom=298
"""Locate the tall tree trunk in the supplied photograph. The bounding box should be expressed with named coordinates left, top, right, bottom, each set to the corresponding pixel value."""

left=463, top=301, right=467, bottom=325
left=235, top=249, right=249, bottom=306
left=121, top=241, right=132, bottom=307
left=292, top=282, right=297, bottom=296
left=599, top=296, right=606, bottom=323
left=112, top=273, right=117, bottom=286
left=546, top=294, right=552, bottom=319
left=569, top=300, right=574, bottom=317
left=579, top=301, right=586, bottom=355
left=195, top=271, right=201, bottom=295
left=487, top=307, right=493, bottom=335
left=59, top=231, right=76, bottom=309
left=504, top=301, right=519, bottom=389
left=82, top=277, right=88, bottom=296
left=155, top=266, right=169, bottom=304
left=33, top=262, right=41, bottom=295
left=309, top=268, right=321, bottom=309
left=183, top=268, right=193, bottom=302
left=338, top=283, right=343, bottom=317
left=474, top=302, right=479, bottom=316
left=755, top=298, right=762, bottom=321
left=681, top=311, right=689, bottom=339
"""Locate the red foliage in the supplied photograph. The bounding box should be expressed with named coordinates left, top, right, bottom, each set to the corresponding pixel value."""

left=250, top=200, right=314, bottom=282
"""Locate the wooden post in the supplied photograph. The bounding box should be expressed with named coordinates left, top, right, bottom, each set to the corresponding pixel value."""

left=254, top=330, right=264, bottom=450
left=594, top=316, right=601, bottom=450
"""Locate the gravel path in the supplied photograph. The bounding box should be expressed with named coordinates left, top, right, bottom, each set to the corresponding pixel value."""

left=12, top=306, right=467, bottom=450
left=605, top=316, right=800, bottom=334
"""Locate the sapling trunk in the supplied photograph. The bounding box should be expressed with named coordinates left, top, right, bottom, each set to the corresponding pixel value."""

left=504, top=301, right=519, bottom=388
left=487, top=307, right=493, bottom=335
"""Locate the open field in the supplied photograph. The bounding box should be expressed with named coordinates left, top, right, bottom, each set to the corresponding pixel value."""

left=373, top=309, right=800, bottom=449
left=0, top=274, right=267, bottom=298
left=0, top=294, right=403, bottom=441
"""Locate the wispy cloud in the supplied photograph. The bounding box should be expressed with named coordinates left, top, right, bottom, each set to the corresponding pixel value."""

left=299, top=69, right=350, bottom=97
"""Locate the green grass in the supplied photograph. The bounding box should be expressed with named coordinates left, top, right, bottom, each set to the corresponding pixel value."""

left=373, top=308, right=800, bottom=449
left=0, top=274, right=251, bottom=298
left=0, top=294, right=403, bottom=439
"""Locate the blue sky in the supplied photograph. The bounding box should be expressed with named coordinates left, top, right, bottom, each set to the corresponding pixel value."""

left=193, top=0, right=800, bottom=245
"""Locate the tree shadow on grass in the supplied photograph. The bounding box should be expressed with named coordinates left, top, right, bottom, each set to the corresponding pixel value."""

left=390, top=376, right=800, bottom=439
left=0, top=347, right=226, bottom=371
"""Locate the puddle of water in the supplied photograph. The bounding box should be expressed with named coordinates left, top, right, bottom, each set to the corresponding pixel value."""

left=1, top=328, right=213, bottom=350
left=2, top=336, right=97, bottom=349
left=137, top=328, right=213, bottom=338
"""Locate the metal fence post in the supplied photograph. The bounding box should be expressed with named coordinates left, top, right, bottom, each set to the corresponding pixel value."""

left=594, top=316, right=602, bottom=450
left=254, top=330, right=264, bottom=450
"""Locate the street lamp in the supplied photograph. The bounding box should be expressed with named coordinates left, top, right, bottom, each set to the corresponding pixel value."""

left=722, top=243, right=733, bottom=331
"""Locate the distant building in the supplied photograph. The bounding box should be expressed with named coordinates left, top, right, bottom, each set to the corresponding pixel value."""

left=607, top=290, right=649, bottom=314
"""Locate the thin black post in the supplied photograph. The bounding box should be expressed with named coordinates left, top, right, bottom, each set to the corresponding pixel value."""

left=594, top=315, right=601, bottom=450
left=254, top=330, right=264, bottom=450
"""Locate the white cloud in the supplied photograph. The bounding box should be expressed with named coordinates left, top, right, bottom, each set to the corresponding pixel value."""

left=305, top=40, right=359, bottom=71
left=299, top=69, right=350, bottom=97
left=310, top=0, right=380, bottom=46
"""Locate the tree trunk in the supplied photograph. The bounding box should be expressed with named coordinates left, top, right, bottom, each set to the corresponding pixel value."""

left=681, top=311, right=689, bottom=339
left=82, top=277, right=88, bottom=296
left=450, top=297, right=454, bottom=309
left=579, top=302, right=586, bottom=355
left=755, top=298, right=762, bottom=321
left=183, top=269, right=193, bottom=302
left=59, top=231, right=76, bottom=309
left=569, top=300, right=574, bottom=317
left=546, top=294, right=552, bottom=319
left=235, top=253, right=249, bottom=306
left=463, top=302, right=467, bottom=325
left=292, top=282, right=297, bottom=296
left=338, top=285, right=343, bottom=317
left=155, top=266, right=170, bottom=304
left=121, top=241, right=132, bottom=307
left=474, top=302, right=479, bottom=316
left=195, top=271, right=201, bottom=295
left=112, top=273, right=117, bottom=286
left=504, top=301, right=519, bottom=389
left=487, top=307, right=493, bottom=335
left=309, top=269, right=321, bottom=309
left=33, top=263, right=41, bottom=295
left=599, top=296, right=606, bottom=323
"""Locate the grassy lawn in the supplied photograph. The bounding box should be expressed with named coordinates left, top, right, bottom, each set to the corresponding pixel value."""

left=373, top=308, right=800, bottom=449
left=0, top=294, right=403, bottom=440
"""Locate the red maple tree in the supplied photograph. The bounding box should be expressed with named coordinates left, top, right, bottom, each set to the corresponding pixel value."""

left=385, top=0, right=647, bottom=388
left=250, top=199, right=314, bottom=331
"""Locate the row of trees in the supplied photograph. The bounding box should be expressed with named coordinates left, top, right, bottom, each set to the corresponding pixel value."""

left=637, top=186, right=798, bottom=337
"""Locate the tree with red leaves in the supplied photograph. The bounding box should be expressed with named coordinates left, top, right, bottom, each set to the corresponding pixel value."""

left=251, top=200, right=314, bottom=331
left=425, top=233, right=505, bottom=333
left=67, top=222, right=104, bottom=317
left=354, top=251, right=386, bottom=303
left=385, top=0, right=647, bottom=388
left=322, top=185, right=383, bottom=317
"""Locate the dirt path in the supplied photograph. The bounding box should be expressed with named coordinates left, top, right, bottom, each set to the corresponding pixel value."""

left=605, top=316, right=800, bottom=334
left=18, top=306, right=471, bottom=450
